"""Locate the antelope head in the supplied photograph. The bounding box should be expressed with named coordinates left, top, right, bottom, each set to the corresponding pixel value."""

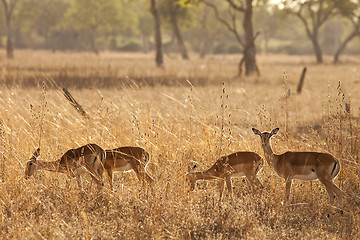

left=25, top=148, right=40, bottom=179
left=186, top=163, right=197, bottom=191
left=252, top=127, right=279, bottom=149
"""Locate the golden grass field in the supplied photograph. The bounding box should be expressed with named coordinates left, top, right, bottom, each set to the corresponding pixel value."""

left=0, top=50, right=359, bottom=239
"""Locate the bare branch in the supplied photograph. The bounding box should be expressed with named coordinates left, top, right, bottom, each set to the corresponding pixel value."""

left=296, top=4, right=313, bottom=38
left=289, top=0, right=338, bottom=37
left=229, top=4, right=237, bottom=34
left=10, top=0, right=17, bottom=9
left=352, top=17, right=360, bottom=33
left=317, top=0, right=324, bottom=26
left=307, top=1, right=316, bottom=29
left=318, top=2, right=337, bottom=26
left=201, top=0, right=244, bottom=46
left=1, top=0, right=9, bottom=17
left=1, top=0, right=17, bottom=20
left=225, top=0, right=245, bottom=12
left=8, top=0, right=17, bottom=19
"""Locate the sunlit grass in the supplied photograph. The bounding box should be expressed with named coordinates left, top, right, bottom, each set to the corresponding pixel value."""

left=0, top=50, right=359, bottom=238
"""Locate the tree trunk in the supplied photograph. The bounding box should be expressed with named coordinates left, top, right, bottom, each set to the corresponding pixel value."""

left=90, top=27, right=99, bottom=55
left=242, top=0, right=258, bottom=76
left=200, top=37, right=213, bottom=58
left=264, top=31, right=269, bottom=54
left=2, top=0, right=17, bottom=59
left=310, top=32, right=323, bottom=63
left=169, top=2, right=189, bottom=59
left=5, top=17, right=13, bottom=58
left=142, top=34, right=150, bottom=53
left=150, top=0, right=163, bottom=67
left=333, top=31, right=358, bottom=64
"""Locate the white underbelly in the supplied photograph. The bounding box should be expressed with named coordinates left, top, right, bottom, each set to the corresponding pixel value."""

left=74, top=166, right=87, bottom=176
left=230, top=172, right=246, bottom=178
left=113, top=163, right=133, bottom=172
left=293, top=171, right=318, bottom=180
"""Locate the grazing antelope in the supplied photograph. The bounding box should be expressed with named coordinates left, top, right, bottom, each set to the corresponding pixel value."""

left=252, top=128, right=344, bottom=205
left=186, top=152, right=264, bottom=201
left=114, top=146, right=150, bottom=167
left=103, top=147, right=153, bottom=190
left=25, top=143, right=105, bottom=188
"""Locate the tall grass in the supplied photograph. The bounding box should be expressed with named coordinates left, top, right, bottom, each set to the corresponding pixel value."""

left=0, top=50, right=359, bottom=239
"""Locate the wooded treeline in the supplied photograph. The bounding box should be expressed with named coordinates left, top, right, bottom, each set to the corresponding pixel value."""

left=1, top=0, right=359, bottom=73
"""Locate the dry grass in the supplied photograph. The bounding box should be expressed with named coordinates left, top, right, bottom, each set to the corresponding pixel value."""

left=0, top=50, right=360, bottom=239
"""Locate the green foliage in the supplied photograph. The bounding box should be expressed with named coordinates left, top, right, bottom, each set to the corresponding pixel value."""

left=159, top=0, right=196, bottom=31
left=0, top=4, right=6, bottom=37
left=227, top=44, right=242, bottom=54
left=213, top=42, right=227, bottom=54
left=253, top=4, right=281, bottom=39
left=59, top=0, right=139, bottom=51
left=13, top=0, right=69, bottom=36
left=0, top=0, right=358, bottom=54
left=138, top=12, right=153, bottom=37
left=65, top=0, right=122, bottom=31
left=176, top=0, right=198, bottom=7
left=212, top=41, right=242, bottom=54
left=185, top=2, right=236, bottom=54
left=117, top=41, right=142, bottom=52
left=336, top=0, right=358, bottom=17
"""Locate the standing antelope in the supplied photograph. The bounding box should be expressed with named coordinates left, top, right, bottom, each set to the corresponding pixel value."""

left=25, top=143, right=105, bottom=188
left=186, top=152, right=263, bottom=201
left=103, top=146, right=153, bottom=190
left=252, top=128, right=344, bottom=206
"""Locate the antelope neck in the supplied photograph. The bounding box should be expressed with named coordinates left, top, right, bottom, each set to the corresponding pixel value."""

left=262, top=141, right=278, bottom=167
left=194, top=170, right=218, bottom=180
left=37, top=159, right=65, bottom=173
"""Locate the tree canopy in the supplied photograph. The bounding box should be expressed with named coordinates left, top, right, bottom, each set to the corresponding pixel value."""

left=0, top=0, right=358, bottom=61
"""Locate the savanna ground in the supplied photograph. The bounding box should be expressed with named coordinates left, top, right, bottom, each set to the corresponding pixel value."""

left=0, top=50, right=359, bottom=239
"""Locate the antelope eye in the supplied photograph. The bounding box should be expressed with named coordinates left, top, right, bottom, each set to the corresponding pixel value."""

left=29, top=162, right=33, bottom=166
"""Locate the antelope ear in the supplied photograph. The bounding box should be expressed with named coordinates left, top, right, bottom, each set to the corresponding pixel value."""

left=270, top=128, right=279, bottom=136
left=32, top=148, right=40, bottom=160
left=252, top=128, right=261, bottom=135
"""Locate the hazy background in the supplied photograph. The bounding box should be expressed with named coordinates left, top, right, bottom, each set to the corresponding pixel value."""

left=0, top=0, right=359, bottom=60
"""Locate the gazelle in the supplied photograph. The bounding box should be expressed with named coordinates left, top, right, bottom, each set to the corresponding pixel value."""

left=252, top=128, right=344, bottom=205
left=186, top=152, right=264, bottom=201
left=103, top=147, right=153, bottom=190
left=25, top=143, right=106, bottom=188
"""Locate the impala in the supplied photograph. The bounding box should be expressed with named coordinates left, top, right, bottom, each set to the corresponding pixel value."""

left=103, top=146, right=153, bottom=190
left=25, top=143, right=105, bottom=188
left=114, top=146, right=150, bottom=167
left=186, top=152, right=264, bottom=201
left=252, top=127, right=344, bottom=205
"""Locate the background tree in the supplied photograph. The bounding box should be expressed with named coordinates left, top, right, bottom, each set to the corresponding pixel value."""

left=150, top=0, right=163, bottom=67
left=253, top=3, right=281, bottom=54
left=201, top=0, right=260, bottom=76
left=281, top=0, right=340, bottom=63
left=190, top=4, right=226, bottom=58
left=161, top=0, right=190, bottom=59
left=137, top=9, right=153, bottom=53
left=333, top=0, right=360, bottom=64
left=64, top=0, right=127, bottom=54
left=0, top=0, right=359, bottom=58
left=13, top=0, right=70, bottom=51
left=1, top=0, right=18, bottom=58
